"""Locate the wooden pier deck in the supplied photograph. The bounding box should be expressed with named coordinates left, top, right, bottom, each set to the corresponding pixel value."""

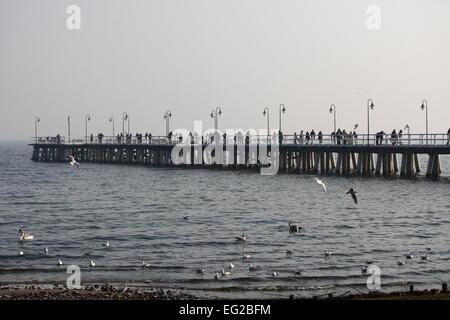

left=30, top=133, right=450, bottom=178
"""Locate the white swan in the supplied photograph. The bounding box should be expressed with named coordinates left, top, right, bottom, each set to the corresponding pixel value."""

left=19, top=228, right=34, bottom=241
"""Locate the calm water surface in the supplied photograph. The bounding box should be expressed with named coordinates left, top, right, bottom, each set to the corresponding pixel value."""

left=0, top=142, right=449, bottom=298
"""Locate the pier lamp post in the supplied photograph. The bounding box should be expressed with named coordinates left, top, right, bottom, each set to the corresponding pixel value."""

left=85, top=114, right=91, bottom=143
left=34, top=116, right=40, bottom=143
left=122, top=112, right=128, bottom=136
left=420, top=99, right=428, bottom=144
left=109, top=116, right=115, bottom=137
left=210, top=107, right=222, bottom=130
left=367, top=99, right=375, bottom=145
left=263, top=107, right=270, bottom=144
left=164, top=110, right=172, bottom=136
left=68, top=116, right=71, bottom=143
left=329, top=104, right=336, bottom=133
left=278, top=104, right=286, bottom=132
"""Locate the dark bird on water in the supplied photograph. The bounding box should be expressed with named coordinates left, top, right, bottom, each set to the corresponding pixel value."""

left=346, top=188, right=358, bottom=205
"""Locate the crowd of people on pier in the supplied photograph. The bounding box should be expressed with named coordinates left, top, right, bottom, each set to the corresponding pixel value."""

left=66, top=127, right=450, bottom=146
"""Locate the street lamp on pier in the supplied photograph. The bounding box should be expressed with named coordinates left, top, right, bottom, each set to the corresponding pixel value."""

left=109, top=116, right=115, bottom=137
left=329, top=104, right=336, bottom=133
left=420, top=99, right=429, bottom=144
left=263, top=107, right=270, bottom=144
left=85, top=114, right=91, bottom=143
left=164, top=110, right=172, bottom=136
left=122, top=112, right=129, bottom=136
left=278, top=104, right=286, bottom=132
left=34, top=116, right=40, bottom=143
left=210, top=107, right=222, bottom=130
left=367, top=99, right=375, bottom=145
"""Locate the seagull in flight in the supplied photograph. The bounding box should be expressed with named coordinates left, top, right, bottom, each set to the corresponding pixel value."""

left=68, top=155, right=80, bottom=168
left=314, top=178, right=327, bottom=192
left=346, top=188, right=358, bottom=205
left=354, top=124, right=359, bottom=130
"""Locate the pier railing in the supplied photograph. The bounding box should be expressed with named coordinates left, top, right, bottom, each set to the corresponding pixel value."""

left=31, top=133, right=450, bottom=147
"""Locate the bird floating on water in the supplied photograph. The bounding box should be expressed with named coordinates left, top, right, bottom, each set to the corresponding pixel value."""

left=102, top=241, right=110, bottom=247
left=346, top=188, right=358, bottom=205
left=243, top=254, right=251, bottom=259
left=397, top=260, right=405, bottom=266
left=44, top=247, right=48, bottom=255
left=324, top=250, right=333, bottom=257
left=196, top=266, right=205, bottom=274
left=18, top=226, right=34, bottom=241
left=405, top=253, right=414, bottom=260
left=214, top=272, right=220, bottom=280
left=236, top=234, right=247, bottom=241
left=90, top=260, right=96, bottom=268
left=426, top=247, right=432, bottom=251
left=286, top=249, right=293, bottom=256
left=19, top=251, right=24, bottom=256
left=361, top=266, right=368, bottom=275
left=294, top=270, right=303, bottom=276
left=228, top=263, right=235, bottom=269
left=421, top=255, right=429, bottom=261
left=221, top=267, right=231, bottom=276
left=314, top=178, right=327, bottom=192
left=248, top=264, right=258, bottom=271
left=272, top=271, right=278, bottom=277
left=289, top=222, right=302, bottom=232
left=142, top=261, right=151, bottom=268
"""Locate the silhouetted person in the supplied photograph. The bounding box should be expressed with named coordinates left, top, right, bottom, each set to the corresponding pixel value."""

left=318, top=131, right=323, bottom=144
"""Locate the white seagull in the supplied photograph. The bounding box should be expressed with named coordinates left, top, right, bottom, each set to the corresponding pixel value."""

left=248, top=264, right=258, bottom=272
left=221, top=267, right=231, bottom=276
left=68, top=156, right=80, bottom=168
left=289, top=222, right=302, bottom=232
left=228, top=263, right=235, bottom=270
left=142, top=261, right=151, bottom=268
left=102, top=241, right=110, bottom=247
left=272, top=271, right=278, bottom=277
left=324, top=250, right=333, bottom=257
left=57, top=259, right=63, bottom=266
left=19, top=251, right=24, bottom=256
left=397, top=261, right=405, bottom=266
left=235, top=234, right=247, bottom=241
left=243, top=254, right=251, bottom=260
left=44, top=247, right=48, bottom=254
left=314, top=178, right=327, bottom=192
left=90, top=260, right=96, bottom=268
left=196, top=266, right=206, bottom=274
left=214, top=272, right=220, bottom=280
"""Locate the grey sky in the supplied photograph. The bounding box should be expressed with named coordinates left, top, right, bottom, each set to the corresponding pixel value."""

left=1, top=0, right=449, bottom=141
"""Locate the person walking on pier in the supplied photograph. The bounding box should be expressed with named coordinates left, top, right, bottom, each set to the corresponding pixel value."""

left=398, top=130, right=403, bottom=145
left=447, top=128, right=450, bottom=145
left=336, top=129, right=342, bottom=145
left=310, top=130, right=315, bottom=144
left=318, top=131, right=323, bottom=144
left=331, top=131, right=336, bottom=144
left=293, top=132, right=297, bottom=144
left=98, top=132, right=104, bottom=144
left=90, top=134, right=94, bottom=144
left=391, top=129, right=397, bottom=145
left=305, top=131, right=310, bottom=144
left=353, top=131, right=358, bottom=145
left=299, top=130, right=304, bottom=144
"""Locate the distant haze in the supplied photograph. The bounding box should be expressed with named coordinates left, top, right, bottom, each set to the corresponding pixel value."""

left=1, top=0, right=450, bottom=141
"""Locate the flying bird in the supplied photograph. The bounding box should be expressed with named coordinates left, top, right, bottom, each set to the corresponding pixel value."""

left=314, top=178, right=327, bottom=192
left=346, top=188, right=358, bottom=205
left=354, top=124, right=359, bottom=130
left=68, top=156, right=80, bottom=168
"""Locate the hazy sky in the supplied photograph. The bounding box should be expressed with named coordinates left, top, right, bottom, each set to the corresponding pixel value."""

left=1, top=0, right=450, bottom=141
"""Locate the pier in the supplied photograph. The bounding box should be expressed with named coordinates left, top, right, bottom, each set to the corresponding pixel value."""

left=30, top=133, right=450, bottom=178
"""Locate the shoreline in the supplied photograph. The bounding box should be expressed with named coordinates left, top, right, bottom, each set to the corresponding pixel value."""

left=0, top=283, right=448, bottom=300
